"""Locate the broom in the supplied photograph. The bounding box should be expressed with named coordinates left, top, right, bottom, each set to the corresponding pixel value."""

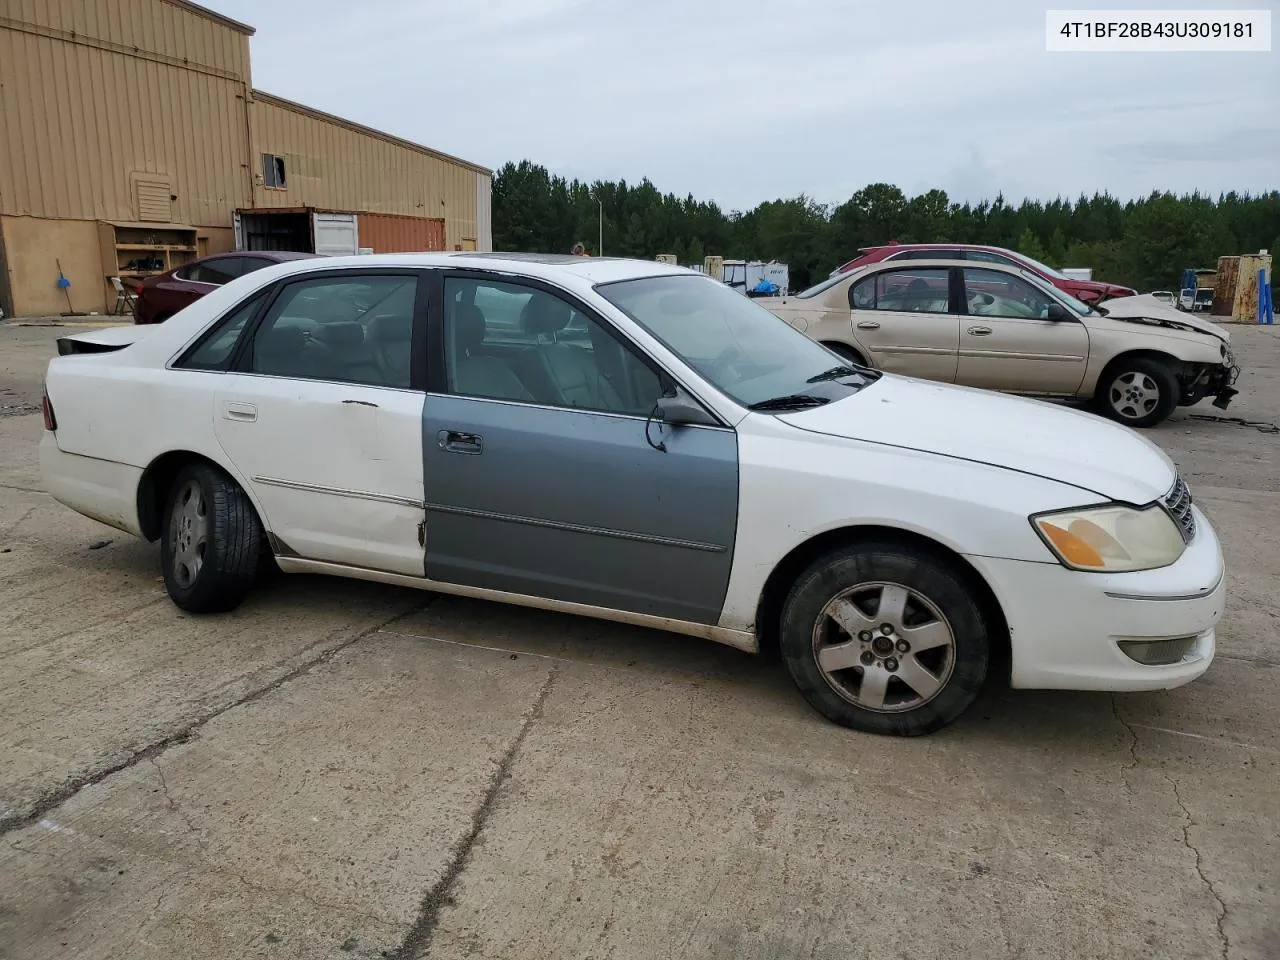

left=56, top=259, right=87, bottom=317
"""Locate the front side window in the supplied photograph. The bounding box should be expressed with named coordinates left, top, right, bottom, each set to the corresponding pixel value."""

left=246, top=274, right=418, bottom=387
left=850, top=268, right=951, bottom=314
left=444, top=277, right=663, bottom=415
left=963, top=268, right=1058, bottom=319
left=964, top=250, right=1019, bottom=268
left=598, top=274, right=879, bottom=408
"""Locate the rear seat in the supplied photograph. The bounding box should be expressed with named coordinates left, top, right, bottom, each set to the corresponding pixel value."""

left=367, top=313, right=413, bottom=387
left=311, top=321, right=384, bottom=385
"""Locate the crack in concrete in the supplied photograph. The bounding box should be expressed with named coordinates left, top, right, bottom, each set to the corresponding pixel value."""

left=387, top=665, right=559, bottom=960
left=1113, top=697, right=1230, bottom=957
left=0, top=600, right=431, bottom=837
left=1166, top=772, right=1230, bottom=960
left=233, top=872, right=397, bottom=930
left=0, top=504, right=37, bottom=538
left=1111, top=695, right=1140, bottom=797
left=149, top=757, right=206, bottom=850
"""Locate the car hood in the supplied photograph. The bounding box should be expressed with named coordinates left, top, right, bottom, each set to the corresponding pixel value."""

left=1097, top=295, right=1230, bottom=342
left=776, top=375, right=1177, bottom=504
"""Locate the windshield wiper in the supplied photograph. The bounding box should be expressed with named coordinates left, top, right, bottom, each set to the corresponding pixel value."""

left=747, top=394, right=832, bottom=411
left=1091, top=302, right=1110, bottom=316
left=806, top=364, right=866, bottom=383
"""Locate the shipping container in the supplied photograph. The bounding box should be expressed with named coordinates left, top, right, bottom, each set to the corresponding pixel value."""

left=358, top=213, right=446, bottom=253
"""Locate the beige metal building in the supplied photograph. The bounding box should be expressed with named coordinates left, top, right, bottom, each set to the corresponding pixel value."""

left=0, top=0, right=492, bottom=317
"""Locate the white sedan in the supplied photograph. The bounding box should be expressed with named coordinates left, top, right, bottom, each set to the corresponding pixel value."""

left=39, top=253, right=1225, bottom=736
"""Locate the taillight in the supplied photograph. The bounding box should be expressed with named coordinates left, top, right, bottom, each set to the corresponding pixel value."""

left=41, top=383, right=57, bottom=431
left=135, top=282, right=145, bottom=295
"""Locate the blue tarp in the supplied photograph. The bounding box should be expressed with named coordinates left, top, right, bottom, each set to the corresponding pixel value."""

left=752, top=278, right=779, bottom=295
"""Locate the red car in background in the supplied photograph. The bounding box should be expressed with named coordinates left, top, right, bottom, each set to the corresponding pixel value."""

left=830, top=243, right=1136, bottom=304
left=133, top=250, right=320, bottom=324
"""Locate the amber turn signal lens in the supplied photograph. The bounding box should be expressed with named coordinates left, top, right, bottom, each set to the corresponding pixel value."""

left=1039, top=521, right=1105, bottom=568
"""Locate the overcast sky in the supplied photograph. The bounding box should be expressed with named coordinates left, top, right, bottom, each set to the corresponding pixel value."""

left=205, top=0, right=1278, bottom=212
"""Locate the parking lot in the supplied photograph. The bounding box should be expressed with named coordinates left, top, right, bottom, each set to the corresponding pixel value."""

left=1, top=319, right=1277, bottom=960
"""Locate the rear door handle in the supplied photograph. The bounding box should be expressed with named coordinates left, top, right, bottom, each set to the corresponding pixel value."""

left=223, top=401, right=257, bottom=422
left=856, top=320, right=881, bottom=330
left=438, top=429, right=483, bottom=455
left=968, top=325, right=992, bottom=336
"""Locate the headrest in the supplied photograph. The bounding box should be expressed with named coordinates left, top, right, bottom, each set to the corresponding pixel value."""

left=368, top=313, right=412, bottom=342
left=454, top=303, right=486, bottom=353
left=313, top=321, right=365, bottom=351
left=257, top=325, right=305, bottom=357
left=521, top=294, right=572, bottom=336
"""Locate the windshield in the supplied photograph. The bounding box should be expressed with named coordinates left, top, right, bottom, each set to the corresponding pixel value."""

left=1013, top=250, right=1068, bottom=281
left=597, top=274, right=878, bottom=408
left=1017, top=269, right=1094, bottom=316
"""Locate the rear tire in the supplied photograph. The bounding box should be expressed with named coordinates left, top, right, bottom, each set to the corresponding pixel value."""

left=1096, top=357, right=1178, bottom=428
left=161, top=463, right=261, bottom=613
left=779, top=541, right=990, bottom=736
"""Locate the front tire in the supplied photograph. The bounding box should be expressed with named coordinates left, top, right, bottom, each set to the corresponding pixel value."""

left=779, top=542, right=991, bottom=736
left=161, top=463, right=261, bottom=613
left=1096, top=357, right=1178, bottom=428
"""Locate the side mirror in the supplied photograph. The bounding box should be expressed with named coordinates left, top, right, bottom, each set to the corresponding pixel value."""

left=655, top=385, right=718, bottom=427
left=1045, top=302, right=1069, bottom=321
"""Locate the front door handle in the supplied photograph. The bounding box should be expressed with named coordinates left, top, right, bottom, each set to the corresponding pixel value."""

left=856, top=320, right=881, bottom=330
left=223, top=401, right=257, bottom=422
left=438, top=429, right=483, bottom=455
left=968, top=325, right=992, bottom=336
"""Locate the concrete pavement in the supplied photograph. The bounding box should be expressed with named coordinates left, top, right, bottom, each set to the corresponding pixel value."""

left=1, top=324, right=1277, bottom=960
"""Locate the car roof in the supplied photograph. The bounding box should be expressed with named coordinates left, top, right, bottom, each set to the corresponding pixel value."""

left=861, top=242, right=1018, bottom=255
left=251, top=252, right=693, bottom=286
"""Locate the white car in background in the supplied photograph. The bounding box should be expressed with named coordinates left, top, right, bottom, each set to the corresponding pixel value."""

left=40, top=254, right=1225, bottom=736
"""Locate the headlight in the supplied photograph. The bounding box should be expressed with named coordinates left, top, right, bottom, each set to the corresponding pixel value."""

left=1031, top=504, right=1186, bottom=572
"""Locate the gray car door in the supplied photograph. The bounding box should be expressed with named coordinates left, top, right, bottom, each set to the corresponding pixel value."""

left=421, top=271, right=739, bottom=626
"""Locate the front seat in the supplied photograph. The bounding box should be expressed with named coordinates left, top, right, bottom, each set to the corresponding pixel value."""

left=453, top=303, right=532, bottom=401
left=520, top=295, right=624, bottom=411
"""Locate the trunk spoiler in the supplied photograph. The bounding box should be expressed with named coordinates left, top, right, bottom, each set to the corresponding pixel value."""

left=56, top=324, right=154, bottom=356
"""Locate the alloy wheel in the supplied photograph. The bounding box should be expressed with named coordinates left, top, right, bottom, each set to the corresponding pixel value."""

left=1109, top=371, right=1160, bottom=420
left=169, top=478, right=209, bottom=588
left=811, top=581, right=957, bottom=713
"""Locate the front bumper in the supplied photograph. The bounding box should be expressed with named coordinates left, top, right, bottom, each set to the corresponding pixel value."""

left=966, top=504, right=1224, bottom=691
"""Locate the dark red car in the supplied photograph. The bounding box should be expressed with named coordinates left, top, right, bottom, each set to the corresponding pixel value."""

left=830, top=243, right=1136, bottom=304
left=133, top=251, right=320, bottom=324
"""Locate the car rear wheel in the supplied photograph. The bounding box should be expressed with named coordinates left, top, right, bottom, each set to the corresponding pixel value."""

left=1097, top=358, right=1178, bottom=428
left=161, top=463, right=261, bottom=613
left=779, top=542, right=991, bottom=736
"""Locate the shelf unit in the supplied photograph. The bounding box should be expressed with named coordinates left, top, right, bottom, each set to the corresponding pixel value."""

left=98, top=220, right=198, bottom=286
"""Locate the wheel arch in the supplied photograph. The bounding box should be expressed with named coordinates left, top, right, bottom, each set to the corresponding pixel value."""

left=752, top=524, right=1010, bottom=678
left=136, top=449, right=264, bottom=542
left=1092, top=349, right=1186, bottom=398
left=820, top=340, right=868, bottom=366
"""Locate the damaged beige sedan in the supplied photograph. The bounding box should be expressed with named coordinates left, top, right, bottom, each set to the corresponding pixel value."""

left=761, top=259, right=1239, bottom=428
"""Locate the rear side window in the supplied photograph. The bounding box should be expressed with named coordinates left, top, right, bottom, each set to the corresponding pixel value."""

left=850, top=268, right=951, bottom=314
left=244, top=275, right=418, bottom=388
left=177, top=293, right=264, bottom=371
left=187, top=258, right=248, bottom=285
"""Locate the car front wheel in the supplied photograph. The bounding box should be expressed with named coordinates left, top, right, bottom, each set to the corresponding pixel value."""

left=779, top=542, right=991, bottom=736
left=1097, top=357, right=1178, bottom=428
left=161, top=463, right=261, bottom=613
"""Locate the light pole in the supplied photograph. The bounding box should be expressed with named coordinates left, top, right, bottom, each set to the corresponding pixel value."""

left=597, top=198, right=604, bottom=257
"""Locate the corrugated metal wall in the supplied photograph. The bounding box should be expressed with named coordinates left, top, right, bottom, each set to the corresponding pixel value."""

left=358, top=213, right=446, bottom=253
left=250, top=92, right=485, bottom=250
left=0, top=0, right=252, bottom=225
